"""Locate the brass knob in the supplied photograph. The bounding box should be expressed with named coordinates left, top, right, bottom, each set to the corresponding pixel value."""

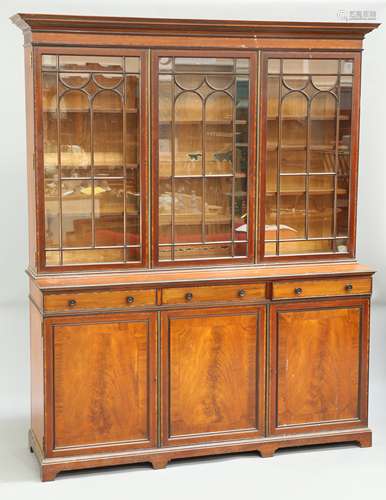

left=185, top=292, right=193, bottom=301
left=126, top=296, right=135, bottom=304
left=238, top=289, right=246, bottom=298
left=294, top=287, right=303, bottom=295
left=68, top=299, right=77, bottom=307
left=345, top=284, right=353, bottom=292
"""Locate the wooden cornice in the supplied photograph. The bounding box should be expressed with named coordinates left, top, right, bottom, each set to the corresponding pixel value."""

left=11, top=13, right=379, bottom=40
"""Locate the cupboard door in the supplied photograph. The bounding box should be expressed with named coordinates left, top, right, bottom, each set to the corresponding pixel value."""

left=153, top=51, right=257, bottom=266
left=261, top=52, right=359, bottom=260
left=269, top=298, right=369, bottom=435
left=39, top=49, right=147, bottom=271
left=161, top=306, right=265, bottom=445
left=44, top=312, right=157, bottom=456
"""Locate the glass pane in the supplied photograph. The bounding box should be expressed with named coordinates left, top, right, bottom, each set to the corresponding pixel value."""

left=281, top=150, right=306, bottom=174
left=205, top=177, right=232, bottom=242
left=157, top=55, right=250, bottom=262
left=62, top=248, right=125, bottom=264
left=174, top=58, right=234, bottom=73
left=94, top=180, right=124, bottom=246
left=281, top=93, right=307, bottom=147
left=42, top=55, right=57, bottom=70
left=279, top=193, right=305, bottom=239
left=174, top=243, right=232, bottom=260
left=59, top=55, right=123, bottom=72
left=45, top=251, right=60, bottom=266
left=174, top=178, right=202, bottom=243
left=61, top=180, right=92, bottom=247
left=44, top=180, right=60, bottom=248
left=264, top=56, right=354, bottom=258
left=175, top=92, right=203, bottom=176
left=308, top=175, right=334, bottom=238
left=159, top=179, right=172, bottom=246
left=60, top=90, right=91, bottom=177
left=310, top=93, right=336, bottom=147
left=93, top=91, right=123, bottom=176
left=42, top=53, right=143, bottom=267
left=42, top=73, right=58, bottom=179
left=125, top=57, right=140, bottom=73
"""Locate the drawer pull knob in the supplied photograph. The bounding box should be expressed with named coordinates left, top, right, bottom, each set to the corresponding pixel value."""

left=126, top=296, right=135, bottom=304
left=294, top=287, right=303, bottom=295
left=345, top=284, right=353, bottom=292
left=238, top=289, right=246, bottom=298
left=185, top=292, right=193, bottom=301
left=68, top=299, right=77, bottom=307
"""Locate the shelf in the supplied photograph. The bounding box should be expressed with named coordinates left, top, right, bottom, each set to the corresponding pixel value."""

left=267, top=115, right=350, bottom=121
left=159, top=213, right=232, bottom=225
left=266, top=188, right=347, bottom=196
left=159, top=120, right=247, bottom=125
left=267, top=144, right=349, bottom=152
left=43, top=108, right=138, bottom=113
left=159, top=173, right=247, bottom=180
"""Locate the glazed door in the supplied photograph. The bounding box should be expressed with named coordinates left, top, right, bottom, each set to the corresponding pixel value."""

left=38, top=48, right=147, bottom=271
left=44, top=312, right=157, bottom=457
left=268, top=298, right=369, bottom=435
left=260, top=52, right=360, bottom=260
left=161, top=306, right=266, bottom=445
left=153, top=51, right=257, bottom=266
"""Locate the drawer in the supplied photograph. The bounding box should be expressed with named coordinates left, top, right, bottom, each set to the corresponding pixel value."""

left=44, top=288, right=157, bottom=312
left=272, top=276, right=372, bottom=300
left=162, top=283, right=266, bottom=305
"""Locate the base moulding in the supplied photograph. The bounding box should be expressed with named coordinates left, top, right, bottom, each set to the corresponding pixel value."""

left=28, top=428, right=372, bottom=481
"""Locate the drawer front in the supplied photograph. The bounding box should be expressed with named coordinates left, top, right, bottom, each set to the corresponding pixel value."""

left=272, top=277, right=372, bottom=300
left=44, top=288, right=157, bottom=312
left=162, top=283, right=266, bottom=305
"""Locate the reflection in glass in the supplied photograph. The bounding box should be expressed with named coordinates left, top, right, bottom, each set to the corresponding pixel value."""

left=61, top=180, right=92, bottom=247
left=94, top=180, right=124, bottom=246
left=60, top=90, right=91, bottom=177
left=93, top=91, right=123, bottom=176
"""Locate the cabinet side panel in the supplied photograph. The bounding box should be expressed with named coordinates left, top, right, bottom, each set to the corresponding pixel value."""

left=30, top=301, right=44, bottom=448
left=24, top=46, right=37, bottom=272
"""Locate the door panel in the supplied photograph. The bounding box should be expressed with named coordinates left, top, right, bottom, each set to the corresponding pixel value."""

left=153, top=50, right=257, bottom=266
left=269, top=298, right=369, bottom=435
left=161, top=305, right=265, bottom=445
left=45, top=312, right=157, bottom=456
left=39, top=49, right=147, bottom=271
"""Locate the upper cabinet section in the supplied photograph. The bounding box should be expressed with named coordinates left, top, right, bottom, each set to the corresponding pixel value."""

left=152, top=52, right=256, bottom=266
left=12, top=15, right=378, bottom=273
left=260, top=52, right=359, bottom=261
left=39, top=49, right=147, bottom=271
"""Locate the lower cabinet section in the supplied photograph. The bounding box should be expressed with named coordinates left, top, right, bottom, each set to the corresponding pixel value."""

left=44, top=312, right=157, bottom=456
left=161, top=306, right=266, bottom=445
left=268, top=298, right=369, bottom=435
left=31, top=291, right=372, bottom=480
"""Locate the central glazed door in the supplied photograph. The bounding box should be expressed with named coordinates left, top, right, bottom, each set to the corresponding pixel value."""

left=152, top=51, right=257, bottom=266
left=161, top=305, right=266, bottom=446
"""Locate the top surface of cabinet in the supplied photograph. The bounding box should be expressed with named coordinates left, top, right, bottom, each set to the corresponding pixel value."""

left=12, top=14, right=378, bottom=275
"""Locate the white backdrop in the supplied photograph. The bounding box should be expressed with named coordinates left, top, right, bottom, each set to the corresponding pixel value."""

left=0, top=1, right=385, bottom=497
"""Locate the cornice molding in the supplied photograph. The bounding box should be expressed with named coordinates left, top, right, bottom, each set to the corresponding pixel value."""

left=11, top=13, right=380, bottom=40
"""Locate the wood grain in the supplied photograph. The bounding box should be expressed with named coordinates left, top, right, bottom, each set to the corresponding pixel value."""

left=162, top=283, right=266, bottom=305
left=44, top=288, right=156, bottom=312
left=269, top=298, right=369, bottom=435
left=45, top=312, right=157, bottom=455
left=161, top=306, right=265, bottom=445
left=272, top=276, right=372, bottom=300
